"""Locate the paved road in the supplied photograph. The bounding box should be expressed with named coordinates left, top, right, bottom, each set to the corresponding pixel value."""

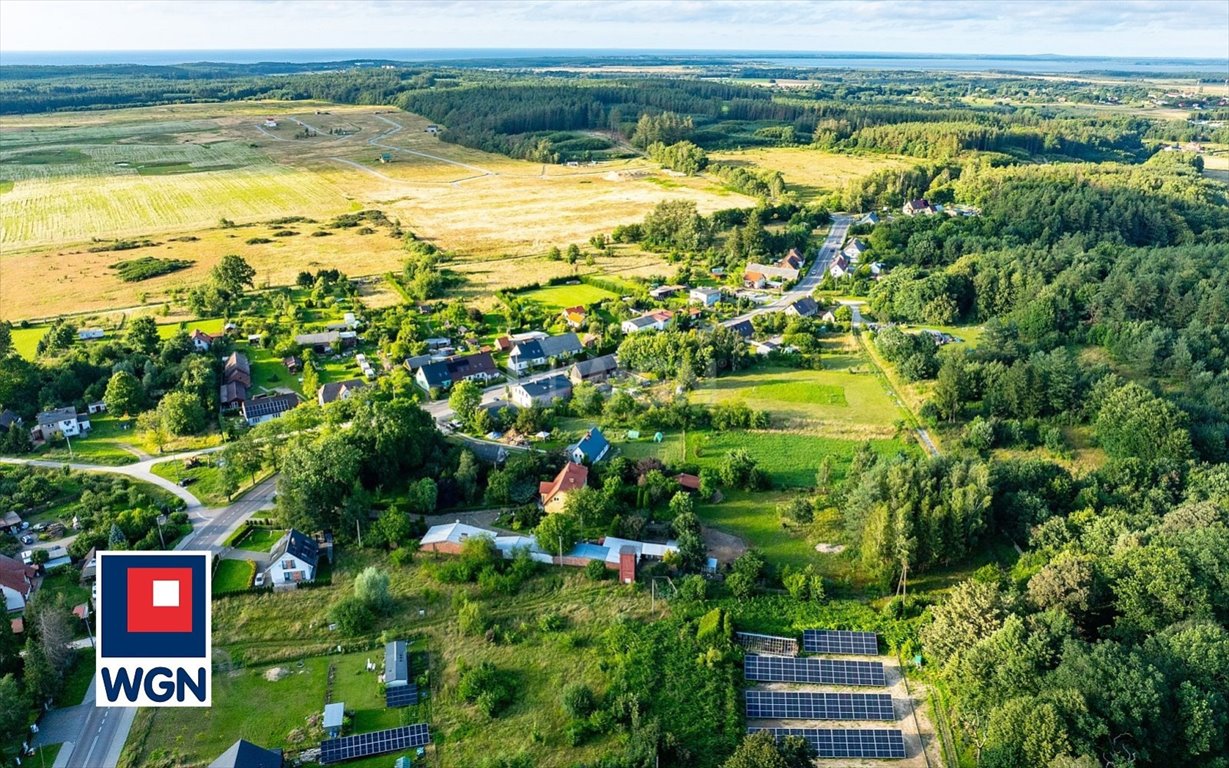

left=722, top=213, right=852, bottom=327
left=0, top=446, right=224, bottom=510
left=33, top=475, right=277, bottom=768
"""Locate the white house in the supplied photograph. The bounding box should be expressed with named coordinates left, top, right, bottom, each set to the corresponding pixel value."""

left=829, top=254, right=852, bottom=279
left=842, top=239, right=869, bottom=262
left=263, top=529, right=319, bottom=587
left=689, top=287, right=721, bottom=307
left=35, top=408, right=89, bottom=439
left=508, top=333, right=582, bottom=374
left=0, top=554, right=36, bottom=612
left=189, top=329, right=215, bottom=352
left=621, top=310, right=673, bottom=334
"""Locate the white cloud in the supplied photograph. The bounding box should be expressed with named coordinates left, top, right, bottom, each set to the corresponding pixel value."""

left=0, top=0, right=1226, bottom=59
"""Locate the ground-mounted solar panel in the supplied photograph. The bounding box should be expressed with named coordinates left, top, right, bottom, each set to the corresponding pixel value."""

left=748, top=727, right=906, bottom=759
left=319, top=723, right=431, bottom=764
left=385, top=683, right=419, bottom=708
left=745, top=690, right=895, bottom=721
left=803, top=629, right=880, bottom=656
left=735, top=631, right=799, bottom=656
left=744, top=654, right=887, bottom=687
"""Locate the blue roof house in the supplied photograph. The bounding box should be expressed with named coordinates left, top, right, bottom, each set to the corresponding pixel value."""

left=571, top=427, right=610, bottom=464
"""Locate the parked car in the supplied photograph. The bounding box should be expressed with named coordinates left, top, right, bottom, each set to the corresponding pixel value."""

left=178, top=477, right=195, bottom=487
left=32, top=523, right=47, bottom=532
left=20, top=535, right=34, bottom=545
left=254, top=572, right=266, bottom=588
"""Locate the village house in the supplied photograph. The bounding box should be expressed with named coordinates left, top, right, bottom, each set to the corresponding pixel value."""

left=223, top=352, right=252, bottom=388
left=508, top=333, right=583, bottom=374
left=568, top=354, right=618, bottom=385
left=821, top=310, right=838, bottom=323
left=415, top=351, right=498, bottom=392
left=744, top=262, right=800, bottom=285
left=842, top=239, right=869, bottom=262
left=571, top=427, right=611, bottom=464
left=689, top=287, right=721, bottom=307
left=317, top=379, right=365, bottom=405
left=648, top=284, right=685, bottom=300
left=219, top=382, right=248, bottom=411
left=784, top=296, right=819, bottom=318
left=742, top=270, right=767, bottom=289
left=294, top=330, right=356, bottom=354
left=779, top=248, right=804, bottom=271
left=0, top=409, right=21, bottom=432
left=562, top=305, right=587, bottom=328
left=34, top=407, right=89, bottom=440
left=241, top=393, right=299, bottom=426
left=190, top=329, right=215, bottom=352
left=511, top=375, right=573, bottom=408
left=539, top=461, right=589, bottom=513
left=263, top=529, right=319, bottom=587
left=0, top=553, right=36, bottom=612
left=727, top=319, right=754, bottom=338
left=829, top=254, right=852, bottom=279
left=209, top=739, right=283, bottom=768
left=903, top=198, right=935, bottom=216
left=621, top=310, right=673, bottom=334
left=857, top=212, right=881, bottom=226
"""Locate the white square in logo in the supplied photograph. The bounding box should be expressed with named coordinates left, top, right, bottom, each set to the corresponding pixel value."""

left=152, top=580, right=180, bottom=607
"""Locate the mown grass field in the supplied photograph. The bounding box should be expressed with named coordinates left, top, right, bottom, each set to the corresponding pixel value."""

left=33, top=415, right=142, bottom=465
left=2, top=102, right=754, bottom=320
left=150, top=458, right=230, bottom=506
left=519, top=282, right=621, bottom=311
left=689, top=429, right=910, bottom=488
left=691, top=357, right=907, bottom=437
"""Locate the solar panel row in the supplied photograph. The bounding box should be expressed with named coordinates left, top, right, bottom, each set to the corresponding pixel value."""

left=803, top=629, right=880, bottom=656
left=745, top=690, right=895, bottom=721
left=319, top=723, right=431, bottom=764
left=735, top=631, right=799, bottom=657
left=385, top=684, right=420, bottom=708
left=748, top=727, right=906, bottom=759
left=744, top=654, right=887, bottom=687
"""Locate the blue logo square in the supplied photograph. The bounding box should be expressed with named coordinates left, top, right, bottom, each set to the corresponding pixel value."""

left=99, top=553, right=208, bottom=659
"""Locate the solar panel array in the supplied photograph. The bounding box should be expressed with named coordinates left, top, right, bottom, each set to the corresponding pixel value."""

left=735, top=631, right=799, bottom=657
left=803, top=629, right=880, bottom=656
left=385, top=683, right=419, bottom=708
left=745, top=690, right=895, bottom=721
left=744, top=654, right=887, bottom=687
left=319, top=724, right=431, bottom=764
left=748, top=727, right=906, bottom=759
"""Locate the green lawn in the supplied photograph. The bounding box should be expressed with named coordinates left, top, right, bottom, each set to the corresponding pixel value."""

left=33, top=415, right=142, bottom=466
left=10, top=325, right=46, bottom=359
left=27, top=744, right=62, bottom=767
left=212, top=559, right=255, bottom=595
left=233, top=527, right=284, bottom=552
left=909, top=322, right=985, bottom=349
left=519, top=283, right=619, bottom=311
left=691, top=361, right=906, bottom=438
left=61, top=648, right=96, bottom=706
left=689, top=430, right=910, bottom=488
left=150, top=458, right=231, bottom=506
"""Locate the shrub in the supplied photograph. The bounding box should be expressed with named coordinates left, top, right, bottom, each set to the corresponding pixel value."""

left=329, top=599, right=374, bottom=635
left=457, top=661, right=515, bottom=717
left=584, top=559, right=608, bottom=581
left=458, top=600, right=489, bottom=636
left=561, top=683, right=597, bottom=719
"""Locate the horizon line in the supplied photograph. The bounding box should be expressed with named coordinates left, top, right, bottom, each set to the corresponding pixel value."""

left=2, top=46, right=1226, bottom=63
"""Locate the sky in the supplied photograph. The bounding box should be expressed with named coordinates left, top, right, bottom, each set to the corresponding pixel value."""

left=1, top=0, right=1227, bottom=60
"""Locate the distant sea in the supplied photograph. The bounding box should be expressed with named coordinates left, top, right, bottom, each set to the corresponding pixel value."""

left=2, top=48, right=1226, bottom=74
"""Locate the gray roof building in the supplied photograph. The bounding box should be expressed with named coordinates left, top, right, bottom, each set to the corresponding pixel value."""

left=209, top=740, right=283, bottom=768
left=385, top=640, right=409, bottom=687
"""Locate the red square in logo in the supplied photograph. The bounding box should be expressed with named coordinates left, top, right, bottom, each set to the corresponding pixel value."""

left=126, top=567, right=193, bottom=634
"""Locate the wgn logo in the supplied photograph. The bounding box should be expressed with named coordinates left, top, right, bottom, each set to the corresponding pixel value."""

left=96, top=552, right=212, bottom=707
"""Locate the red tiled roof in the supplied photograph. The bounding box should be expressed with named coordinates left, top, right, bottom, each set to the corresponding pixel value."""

left=540, top=462, right=589, bottom=505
